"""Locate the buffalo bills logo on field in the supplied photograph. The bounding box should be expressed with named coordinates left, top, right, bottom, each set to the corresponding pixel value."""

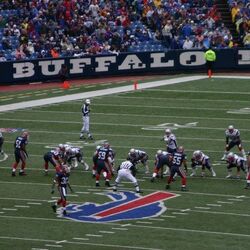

left=63, top=191, right=178, bottom=222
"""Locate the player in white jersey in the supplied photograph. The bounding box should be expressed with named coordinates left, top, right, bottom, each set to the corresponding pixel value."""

left=162, top=129, right=177, bottom=174
left=64, top=146, right=89, bottom=171
left=225, top=152, right=247, bottom=179
left=127, top=148, right=150, bottom=174
left=113, top=160, right=142, bottom=193
left=221, top=125, right=246, bottom=160
left=191, top=150, right=216, bottom=177
left=163, top=129, right=178, bottom=154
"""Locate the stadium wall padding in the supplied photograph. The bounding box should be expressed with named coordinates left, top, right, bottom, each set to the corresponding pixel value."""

left=0, top=49, right=249, bottom=85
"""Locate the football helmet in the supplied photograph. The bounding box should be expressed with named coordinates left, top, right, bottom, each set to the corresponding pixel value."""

left=22, top=131, right=29, bottom=139
left=103, top=141, right=110, bottom=149
left=227, top=152, right=235, bottom=162
left=193, top=150, right=202, bottom=160
left=228, top=125, right=234, bottom=133
left=165, top=128, right=171, bottom=135
left=85, top=99, right=91, bottom=104
left=157, top=149, right=162, bottom=155
left=130, top=148, right=136, bottom=156
left=177, top=146, right=184, bottom=153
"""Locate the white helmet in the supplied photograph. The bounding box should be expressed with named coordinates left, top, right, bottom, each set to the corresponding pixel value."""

left=130, top=148, right=136, bottom=155
left=228, top=125, right=234, bottom=132
left=165, top=128, right=171, bottom=134
left=157, top=149, right=162, bottom=155
left=227, top=152, right=235, bottom=161
left=85, top=99, right=91, bottom=104
left=193, top=150, right=201, bottom=159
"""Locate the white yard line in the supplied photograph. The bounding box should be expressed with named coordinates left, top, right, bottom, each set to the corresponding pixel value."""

left=3, top=117, right=250, bottom=132
left=0, top=76, right=206, bottom=112
left=20, top=110, right=250, bottom=122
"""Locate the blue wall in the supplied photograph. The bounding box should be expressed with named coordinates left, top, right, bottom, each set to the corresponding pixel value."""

left=0, top=49, right=249, bottom=85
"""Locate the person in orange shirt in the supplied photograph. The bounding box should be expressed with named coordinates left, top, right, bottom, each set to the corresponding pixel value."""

left=51, top=47, right=60, bottom=58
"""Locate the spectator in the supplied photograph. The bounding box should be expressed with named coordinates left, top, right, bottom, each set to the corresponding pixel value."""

left=182, top=36, right=194, bottom=49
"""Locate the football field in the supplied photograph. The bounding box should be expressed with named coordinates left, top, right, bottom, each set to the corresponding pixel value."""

left=0, top=76, right=250, bottom=250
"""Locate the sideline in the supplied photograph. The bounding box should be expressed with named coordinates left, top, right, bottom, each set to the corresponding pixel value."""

left=0, top=76, right=206, bottom=112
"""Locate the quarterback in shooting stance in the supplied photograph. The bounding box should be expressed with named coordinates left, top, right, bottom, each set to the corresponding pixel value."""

left=80, top=99, right=93, bottom=140
left=151, top=150, right=172, bottom=182
left=127, top=148, right=150, bottom=174
left=113, top=160, right=142, bottom=193
left=221, top=125, right=246, bottom=161
left=51, top=164, right=73, bottom=216
left=225, top=152, right=247, bottom=179
left=166, top=146, right=188, bottom=191
left=191, top=150, right=216, bottom=177
left=11, top=131, right=29, bottom=176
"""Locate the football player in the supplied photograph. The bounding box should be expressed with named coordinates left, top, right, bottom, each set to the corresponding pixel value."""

left=245, top=152, right=250, bottom=189
left=166, top=146, right=188, bottom=191
left=163, top=129, right=178, bottom=154
left=51, top=165, right=73, bottom=216
left=43, top=148, right=63, bottom=175
left=113, top=160, right=142, bottom=193
left=64, top=146, right=89, bottom=171
left=191, top=150, right=216, bottom=177
left=94, top=142, right=113, bottom=187
left=127, top=148, right=150, bottom=174
left=80, top=99, right=93, bottom=140
left=225, top=152, right=247, bottom=179
left=221, top=125, right=246, bottom=160
left=0, top=132, right=4, bottom=155
left=151, top=150, right=172, bottom=182
left=11, top=131, right=29, bottom=176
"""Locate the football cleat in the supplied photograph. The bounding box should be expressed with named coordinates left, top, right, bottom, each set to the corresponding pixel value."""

left=225, top=174, right=232, bottom=179
left=165, top=184, right=170, bottom=189
left=150, top=177, right=155, bottom=183
left=63, top=210, right=68, bottom=216
left=105, top=181, right=110, bottom=187
left=181, top=186, right=188, bottom=191
left=136, top=190, right=143, bottom=193
left=95, top=182, right=100, bottom=187
left=11, top=172, right=16, bottom=177
left=19, top=171, right=27, bottom=176
left=51, top=204, right=57, bottom=213
left=244, top=184, right=250, bottom=189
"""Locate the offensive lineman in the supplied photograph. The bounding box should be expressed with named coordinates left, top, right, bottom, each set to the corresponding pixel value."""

left=80, top=99, right=93, bottom=140
left=127, top=148, right=150, bottom=174
left=113, top=160, right=142, bottom=193
left=225, top=152, right=247, bottom=179
left=221, top=125, right=246, bottom=160
left=191, top=150, right=216, bottom=177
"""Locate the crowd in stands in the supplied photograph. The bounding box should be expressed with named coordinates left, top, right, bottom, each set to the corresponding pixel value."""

left=229, top=0, right=250, bottom=47
left=0, top=0, right=245, bottom=61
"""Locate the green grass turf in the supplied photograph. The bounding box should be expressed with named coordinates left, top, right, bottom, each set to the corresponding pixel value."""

left=0, top=76, right=250, bottom=250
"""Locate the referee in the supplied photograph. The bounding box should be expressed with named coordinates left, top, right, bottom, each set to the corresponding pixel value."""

left=80, top=99, right=93, bottom=140
left=204, top=47, right=216, bottom=78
